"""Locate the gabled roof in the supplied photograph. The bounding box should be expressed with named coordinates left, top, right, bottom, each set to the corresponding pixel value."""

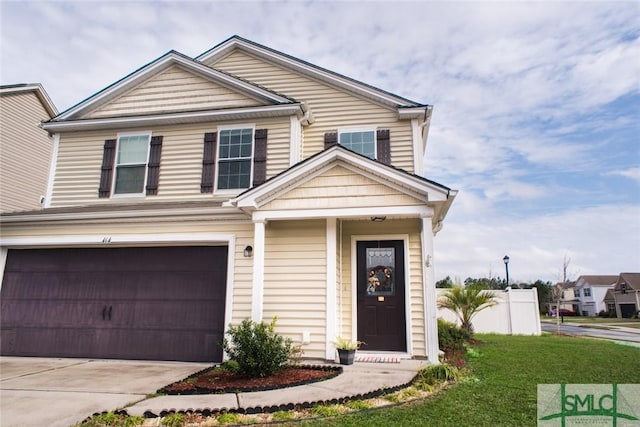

left=197, top=35, right=429, bottom=115
left=615, top=273, right=640, bottom=291
left=575, top=275, right=618, bottom=287
left=233, top=145, right=456, bottom=228
left=603, top=288, right=615, bottom=301
left=0, top=83, right=58, bottom=117
left=49, top=49, right=298, bottom=123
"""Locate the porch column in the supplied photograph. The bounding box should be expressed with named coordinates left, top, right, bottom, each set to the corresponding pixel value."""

left=421, top=215, right=440, bottom=364
left=325, top=218, right=338, bottom=360
left=251, top=219, right=266, bottom=322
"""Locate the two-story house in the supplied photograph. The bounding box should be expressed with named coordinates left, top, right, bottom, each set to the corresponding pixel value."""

left=609, top=273, right=640, bottom=318
left=549, top=282, right=579, bottom=315
left=574, top=275, right=617, bottom=316
left=0, top=84, right=58, bottom=213
left=0, top=36, right=456, bottom=364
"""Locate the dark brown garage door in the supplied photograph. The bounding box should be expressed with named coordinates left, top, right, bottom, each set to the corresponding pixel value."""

left=0, top=246, right=227, bottom=362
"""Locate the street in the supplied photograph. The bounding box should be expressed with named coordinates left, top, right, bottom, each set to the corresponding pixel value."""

left=540, top=322, right=640, bottom=345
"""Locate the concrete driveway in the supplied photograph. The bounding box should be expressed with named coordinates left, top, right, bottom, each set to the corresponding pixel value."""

left=0, top=357, right=209, bottom=427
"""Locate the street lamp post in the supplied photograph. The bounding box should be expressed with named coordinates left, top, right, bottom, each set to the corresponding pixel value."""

left=503, top=255, right=510, bottom=288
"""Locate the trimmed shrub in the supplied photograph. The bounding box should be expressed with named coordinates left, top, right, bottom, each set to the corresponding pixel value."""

left=438, top=318, right=470, bottom=352
left=222, top=317, right=293, bottom=378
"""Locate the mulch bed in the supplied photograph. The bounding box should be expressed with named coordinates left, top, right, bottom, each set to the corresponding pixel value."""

left=159, top=365, right=342, bottom=395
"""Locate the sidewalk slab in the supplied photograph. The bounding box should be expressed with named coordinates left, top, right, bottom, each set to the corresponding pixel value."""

left=1, top=389, right=144, bottom=427
left=129, top=359, right=427, bottom=416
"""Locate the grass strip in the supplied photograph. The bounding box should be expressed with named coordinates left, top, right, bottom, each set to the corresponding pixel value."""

left=299, top=334, right=640, bottom=426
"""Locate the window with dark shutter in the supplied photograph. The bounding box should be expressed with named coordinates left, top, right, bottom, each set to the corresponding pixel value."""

left=217, top=128, right=253, bottom=190
left=324, top=132, right=338, bottom=150
left=253, top=129, right=268, bottom=187
left=98, top=139, right=116, bottom=198
left=201, top=132, right=217, bottom=193
left=145, top=135, right=163, bottom=195
left=376, top=129, right=391, bottom=165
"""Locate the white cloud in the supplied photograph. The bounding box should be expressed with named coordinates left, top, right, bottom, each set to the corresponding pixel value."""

left=1, top=1, right=637, bottom=282
left=435, top=205, right=640, bottom=283
left=605, top=167, right=640, bottom=185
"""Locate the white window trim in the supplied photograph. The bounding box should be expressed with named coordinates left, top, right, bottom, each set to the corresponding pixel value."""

left=214, top=124, right=255, bottom=194
left=111, top=131, right=152, bottom=198
left=337, top=126, right=377, bottom=159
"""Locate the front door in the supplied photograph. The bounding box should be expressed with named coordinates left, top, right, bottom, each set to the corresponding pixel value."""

left=356, top=240, right=406, bottom=351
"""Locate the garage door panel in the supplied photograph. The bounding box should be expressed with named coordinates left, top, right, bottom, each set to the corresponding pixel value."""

left=132, top=271, right=226, bottom=299
left=8, top=328, right=97, bottom=358
left=132, top=300, right=225, bottom=330
left=0, top=272, right=138, bottom=300
left=0, top=246, right=228, bottom=362
left=1, top=300, right=108, bottom=327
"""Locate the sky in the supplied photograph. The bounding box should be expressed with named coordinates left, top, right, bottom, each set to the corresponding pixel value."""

left=1, top=1, right=638, bottom=284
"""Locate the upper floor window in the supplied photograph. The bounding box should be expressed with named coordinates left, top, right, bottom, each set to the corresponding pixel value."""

left=583, top=288, right=591, bottom=297
left=338, top=129, right=376, bottom=159
left=217, top=127, right=253, bottom=190
left=114, top=134, right=150, bottom=195
left=575, top=289, right=580, bottom=297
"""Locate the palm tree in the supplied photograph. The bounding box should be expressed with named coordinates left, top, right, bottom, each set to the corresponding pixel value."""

left=438, top=284, right=499, bottom=334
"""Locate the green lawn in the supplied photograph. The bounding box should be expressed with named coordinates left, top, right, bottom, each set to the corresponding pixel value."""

left=300, top=334, right=640, bottom=427
left=541, top=316, right=640, bottom=325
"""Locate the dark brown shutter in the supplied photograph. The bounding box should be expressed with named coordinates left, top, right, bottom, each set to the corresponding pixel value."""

left=200, top=132, right=217, bottom=193
left=145, top=135, right=163, bottom=196
left=324, top=132, right=337, bottom=149
left=253, top=129, right=268, bottom=187
left=376, top=129, right=391, bottom=165
left=98, top=139, right=116, bottom=198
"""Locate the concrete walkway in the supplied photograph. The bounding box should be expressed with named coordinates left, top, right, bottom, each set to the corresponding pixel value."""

left=0, top=357, right=425, bottom=426
left=126, top=359, right=426, bottom=417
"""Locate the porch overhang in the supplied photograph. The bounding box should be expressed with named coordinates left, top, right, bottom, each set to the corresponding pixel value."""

left=232, top=145, right=456, bottom=231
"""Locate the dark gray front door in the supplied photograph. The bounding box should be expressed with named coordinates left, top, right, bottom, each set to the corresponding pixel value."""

left=0, top=246, right=227, bottom=362
left=356, top=240, right=406, bottom=351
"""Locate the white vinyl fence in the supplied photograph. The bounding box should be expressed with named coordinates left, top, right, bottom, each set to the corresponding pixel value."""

left=436, top=288, right=542, bottom=335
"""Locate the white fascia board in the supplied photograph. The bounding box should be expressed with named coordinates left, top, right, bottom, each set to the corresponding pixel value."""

left=0, top=206, right=245, bottom=224
left=0, top=233, right=235, bottom=247
left=198, top=39, right=419, bottom=108
left=252, top=205, right=434, bottom=222
left=54, top=53, right=292, bottom=122
left=398, top=107, right=427, bottom=120
left=42, top=104, right=303, bottom=132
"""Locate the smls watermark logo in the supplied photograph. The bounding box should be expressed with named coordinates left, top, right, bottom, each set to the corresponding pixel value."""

left=538, top=384, right=640, bottom=426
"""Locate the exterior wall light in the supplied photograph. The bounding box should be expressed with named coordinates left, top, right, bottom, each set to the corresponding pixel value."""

left=244, top=245, right=253, bottom=258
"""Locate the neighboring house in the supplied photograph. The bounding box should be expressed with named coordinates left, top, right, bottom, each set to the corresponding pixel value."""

left=610, top=273, right=640, bottom=318
left=603, top=289, right=616, bottom=315
left=548, top=282, right=579, bottom=314
left=0, top=84, right=58, bottom=213
left=0, top=36, right=456, bottom=364
left=574, top=275, right=617, bottom=316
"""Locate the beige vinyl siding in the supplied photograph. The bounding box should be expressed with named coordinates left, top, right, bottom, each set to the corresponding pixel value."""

left=0, top=92, right=53, bottom=213
left=50, top=118, right=290, bottom=207
left=211, top=51, right=416, bottom=172
left=263, top=220, right=326, bottom=359
left=86, top=65, right=264, bottom=119
left=0, top=218, right=255, bottom=328
left=261, top=166, right=424, bottom=211
left=339, top=219, right=426, bottom=356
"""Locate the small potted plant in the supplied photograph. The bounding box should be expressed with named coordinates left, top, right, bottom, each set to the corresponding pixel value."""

left=333, top=336, right=364, bottom=365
